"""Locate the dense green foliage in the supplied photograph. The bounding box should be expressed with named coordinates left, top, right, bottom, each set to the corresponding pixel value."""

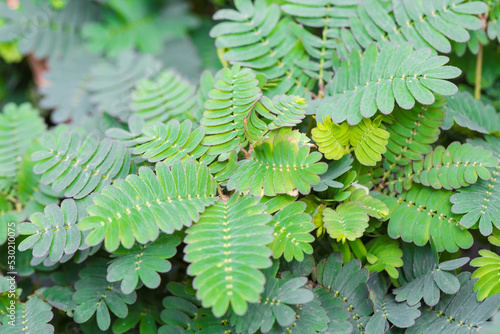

left=1, top=0, right=500, bottom=333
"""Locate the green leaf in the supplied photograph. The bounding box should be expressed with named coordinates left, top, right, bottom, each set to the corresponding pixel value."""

left=365, top=236, right=403, bottom=279
left=323, top=202, right=369, bottom=243
left=312, top=43, right=460, bottom=125
left=393, top=242, right=467, bottom=306
left=227, top=132, right=327, bottom=196
left=73, top=258, right=136, bottom=331
left=184, top=194, right=274, bottom=317
left=380, top=184, right=473, bottom=253
left=0, top=296, right=54, bottom=334
left=79, top=159, right=217, bottom=252
left=407, top=272, right=500, bottom=334
left=31, top=130, right=132, bottom=199
left=0, top=102, right=46, bottom=178
left=451, top=136, right=500, bottom=236
left=267, top=201, right=315, bottom=262
left=107, top=234, right=181, bottom=294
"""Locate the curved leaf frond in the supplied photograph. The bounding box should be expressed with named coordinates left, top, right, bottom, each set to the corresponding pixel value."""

left=312, top=116, right=350, bottom=161
left=267, top=200, right=315, bottom=262
left=411, top=142, right=497, bottom=190
left=130, top=71, right=198, bottom=125
left=323, top=202, right=369, bottom=243
left=107, top=234, right=181, bottom=294
left=312, top=43, right=460, bottom=125
left=227, top=132, right=327, bottom=196
left=133, top=120, right=208, bottom=164
left=394, top=242, right=469, bottom=307
left=79, top=159, right=217, bottom=252
left=184, top=194, right=274, bottom=317
left=381, top=184, right=473, bottom=253
left=200, top=64, right=262, bottom=156
left=18, top=199, right=88, bottom=265
left=0, top=103, right=46, bottom=178
left=31, top=130, right=132, bottom=199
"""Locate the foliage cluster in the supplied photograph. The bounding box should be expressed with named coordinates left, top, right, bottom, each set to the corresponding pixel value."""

left=1, top=0, right=500, bottom=333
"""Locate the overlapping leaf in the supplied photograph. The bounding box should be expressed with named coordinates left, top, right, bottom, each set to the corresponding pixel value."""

left=18, top=199, right=88, bottom=265
left=0, top=296, right=54, bottom=334
left=411, top=142, right=497, bottom=190
left=184, top=194, right=274, bottom=317
left=230, top=275, right=315, bottom=333
left=0, top=103, right=45, bottom=178
left=451, top=136, right=500, bottom=236
left=380, top=184, right=473, bottom=253
left=227, top=132, right=327, bottom=196
left=211, top=0, right=307, bottom=86
left=130, top=71, right=198, bottom=125
left=265, top=200, right=315, bottom=262
left=407, top=272, right=500, bottom=334
left=365, top=236, right=403, bottom=279
left=366, top=272, right=420, bottom=332
left=470, top=249, right=500, bottom=301
left=31, top=130, right=132, bottom=199
left=79, top=160, right=217, bottom=252
left=73, top=259, right=137, bottom=331
left=200, top=64, right=262, bottom=156
left=312, top=43, right=460, bottom=125
left=323, top=202, right=369, bottom=243
left=384, top=100, right=445, bottom=166
left=394, top=242, right=469, bottom=306
left=132, top=120, right=208, bottom=164
left=107, top=234, right=181, bottom=294
left=314, top=253, right=374, bottom=333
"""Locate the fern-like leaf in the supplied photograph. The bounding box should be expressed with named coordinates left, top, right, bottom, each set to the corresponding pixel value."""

left=312, top=43, right=460, bottom=125
left=384, top=100, right=445, bottom=166
left=365, top=236, right=403, bottom=279
left=73, top=258, right=137, bottom=331
left=200, top=64, right=262, bottom=156
left=347, top=188, right=389, bottom=219
left=31, top=130, right=132, bottom=199
left=470, top=249, right=500, bottom=301
left=211, top=0, right=302, bottom=81
left=183, top=194, right=274, bottom=316
left=323, top=202, right=369, bottom=243
left=130, top=71, right=198, bottom=125
left=312, top=116, right=350, bottom=160
left=133, top=120, right=208, bottom=164
left=0, top=295, right=54, bottom=333
left=18, top=199, right=87, bottom=264
left=350, top=116, right=390, bottom=166
left=107, top=234, right=181, bottom=294
left=451, top=136, right=500, bottom=236
left=266, top=200, right=315, bottom=262
left=79, top=159, right=217, bottom=252
left=254, top=95, right=307, bottom=130
left=411, top=142, right=497, bottom=190
left=314, top=253, right=374, bottom=333
left=0, top=103, right=46, bottom=178
left=227, top=132, right=327, bottom=196
left=366, top=272, right=421, bottom=331
left=442, top=91, right=500, bottom=135
left=381, top=184, right=473, bottom=252
left=407, top=272, right=500, bottom=334
left=394, top=242, right=469, bottom=306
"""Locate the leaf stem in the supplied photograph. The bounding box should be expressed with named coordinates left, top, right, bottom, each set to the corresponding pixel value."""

left=474, top=42, right=483, bottom=100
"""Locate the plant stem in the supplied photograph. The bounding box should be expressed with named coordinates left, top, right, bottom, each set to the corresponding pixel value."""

left=474, top=42, right=483, bottom=100
left=305, top=116, right=315, bottom=137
